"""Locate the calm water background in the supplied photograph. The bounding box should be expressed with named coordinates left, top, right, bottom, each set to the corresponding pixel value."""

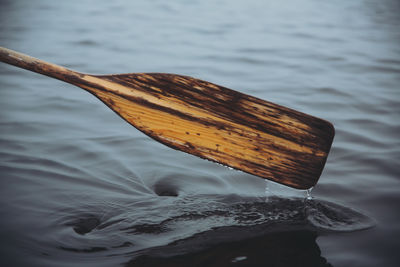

left=0, top=0, right=399, bottom=266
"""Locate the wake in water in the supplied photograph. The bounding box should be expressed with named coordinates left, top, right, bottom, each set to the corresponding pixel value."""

left=53, top=193, right=374, bottom=267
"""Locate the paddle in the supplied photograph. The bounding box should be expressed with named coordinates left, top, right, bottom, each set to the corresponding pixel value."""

left=0, top=47, right=334, bottom=189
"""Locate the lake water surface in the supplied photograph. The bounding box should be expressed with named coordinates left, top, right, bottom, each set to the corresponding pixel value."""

left=0, top=0, right=399, bottom=266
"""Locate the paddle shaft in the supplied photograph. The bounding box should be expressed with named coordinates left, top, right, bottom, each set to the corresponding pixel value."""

left=0, top=47, right=83, bottom=85
left=0, top=47, right=122, bottom=104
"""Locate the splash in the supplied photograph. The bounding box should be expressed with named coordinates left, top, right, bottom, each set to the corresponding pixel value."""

left=306, top=187, right=313, bottom=201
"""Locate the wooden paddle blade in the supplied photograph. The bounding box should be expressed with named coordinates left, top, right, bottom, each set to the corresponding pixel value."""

left=0, top=47, right=333, bottom=189
left=79, top=73, right=334, bottom=189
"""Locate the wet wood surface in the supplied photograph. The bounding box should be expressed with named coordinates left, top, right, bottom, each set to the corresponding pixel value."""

left=0, top=47, right=334, bottom=189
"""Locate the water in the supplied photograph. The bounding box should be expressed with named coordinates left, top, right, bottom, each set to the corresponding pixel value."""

left=264, top=180, right=270, bottom=202
left=0, top=0, right=399, bottom=266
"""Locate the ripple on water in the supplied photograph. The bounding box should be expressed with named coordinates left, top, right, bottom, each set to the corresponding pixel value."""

left=47, top=194, right=374, bottom=266
left=123, top=196, right=374, bottom=266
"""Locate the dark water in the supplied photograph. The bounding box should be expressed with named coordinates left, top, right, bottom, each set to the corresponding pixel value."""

left=0, top=0, right=399, bottom=266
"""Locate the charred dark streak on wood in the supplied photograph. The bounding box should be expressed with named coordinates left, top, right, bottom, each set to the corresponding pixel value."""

left=192, top=138, right=321, bottom=177
left=110, top=74, right=230, bottom=109
left=185, top=142, right=195, bottom=150
left=247, top=94, right=334, bottom=146
left=108, top=97, right=115, bottom=106
left=147, top=75, right=227, bottom=104
left=203, top=149, right=319, bottom=189
left=238, top=102, right=330, bottom=149
left=103, top=75, right=163, bottom=98
left=241, top=158, right=321, bottom=189
left=85, top=89, right=193, bottom=163
left=124, top=95, right=220, bottom=128
left=21, top=62, right=85, bottom=84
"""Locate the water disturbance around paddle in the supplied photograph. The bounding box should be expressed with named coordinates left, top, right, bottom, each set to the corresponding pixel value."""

left=44, top=193, right=374, bottom=266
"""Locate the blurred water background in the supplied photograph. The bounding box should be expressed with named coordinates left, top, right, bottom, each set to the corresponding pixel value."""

left=0, top=0, right=399, bottom=266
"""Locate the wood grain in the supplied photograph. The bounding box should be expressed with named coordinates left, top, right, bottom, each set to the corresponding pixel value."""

left=0, top=47, right=334, bottom=189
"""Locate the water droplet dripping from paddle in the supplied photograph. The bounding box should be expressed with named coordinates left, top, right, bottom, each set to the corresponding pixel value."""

left=306, top=187, right=313, bottom=200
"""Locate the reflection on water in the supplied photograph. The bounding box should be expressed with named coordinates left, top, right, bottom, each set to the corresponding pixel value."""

left=123, top=197, right=372, bottom=267
left=55, top=195, right=371, bottom=266
left=129, top=230, right=329, bottom=267
left=0, top=0, right=399, bottom=266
